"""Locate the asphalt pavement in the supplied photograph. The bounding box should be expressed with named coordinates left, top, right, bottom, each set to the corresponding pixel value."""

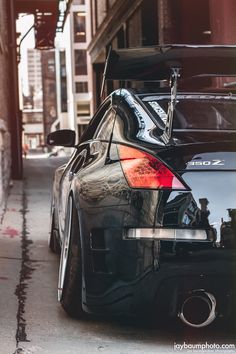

left=0, top=153, right=236, bottom=354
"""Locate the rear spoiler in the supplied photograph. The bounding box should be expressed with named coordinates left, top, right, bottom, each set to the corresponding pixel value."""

left=103, top=45, right=236, bottom=82
left=102, top=44, right=236, bottom=144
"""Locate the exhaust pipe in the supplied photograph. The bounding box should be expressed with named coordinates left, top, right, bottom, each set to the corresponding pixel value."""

left=179, top=290, right=216, bottom=328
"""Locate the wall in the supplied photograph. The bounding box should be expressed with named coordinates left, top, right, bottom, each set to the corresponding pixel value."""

left=41, top=50, right=58, bottom=140
left=0, top=0, right=11, bottom=212
left=209, top=0, right=236, bottom=44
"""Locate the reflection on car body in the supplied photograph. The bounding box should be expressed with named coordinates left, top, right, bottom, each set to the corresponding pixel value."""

left=48, top=45, right=236, bottom=329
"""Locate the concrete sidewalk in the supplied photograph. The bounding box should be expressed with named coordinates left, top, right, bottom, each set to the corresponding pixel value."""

left=0, top=180, right=23, bottom=354
left=0, top=156, right=67, bottom=354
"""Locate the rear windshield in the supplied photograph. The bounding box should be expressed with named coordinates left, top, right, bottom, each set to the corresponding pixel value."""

left=141, top=95, right=236, bottom=130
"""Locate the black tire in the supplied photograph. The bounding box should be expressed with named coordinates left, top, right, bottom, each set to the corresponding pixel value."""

left=60, top=198, right=84, bottom=318
left=49, top=210, right=61, bottom=254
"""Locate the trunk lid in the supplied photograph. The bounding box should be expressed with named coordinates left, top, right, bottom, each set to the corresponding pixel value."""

left=158, top=133, right=236, bottom=171
left=157, top=136, right=236, bottom=244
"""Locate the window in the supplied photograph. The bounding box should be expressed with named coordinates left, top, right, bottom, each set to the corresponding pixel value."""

left=173, top=99, right=236, bottom=130
left=48, top=59, right=55, bottom=72
left=74, top=50, right=87, bottom=75
left=142, top=96, right=236, bottom=130
left=60, top=50, right=67, bottom=112
left=73, top=12, right=86, bottom=42
left=76, top=82, right=88, bottom=93
left=77, top=103, right=90, bottom=117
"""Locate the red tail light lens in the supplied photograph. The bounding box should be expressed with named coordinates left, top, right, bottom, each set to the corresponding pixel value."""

left=118, top=145, right=186, bottom=190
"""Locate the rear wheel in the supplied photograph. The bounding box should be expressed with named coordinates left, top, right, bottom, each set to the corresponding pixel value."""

left=58, top=196, right=84, bottom=318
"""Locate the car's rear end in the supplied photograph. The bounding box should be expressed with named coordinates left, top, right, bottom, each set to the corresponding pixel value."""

left=80, top=92, right=236, bottom=328
left=120, top=93, right=236, bottom=327
left=82, top=45, right=236, bottom=326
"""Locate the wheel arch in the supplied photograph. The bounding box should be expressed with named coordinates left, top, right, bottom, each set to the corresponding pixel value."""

left=68, top=190, right=86, bottom=287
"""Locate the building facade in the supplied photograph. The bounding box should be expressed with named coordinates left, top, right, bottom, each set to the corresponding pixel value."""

left=0, top=0, right=18, bottom=211
left=88, top=0, right=236, bottom=110
left=69, top=0, right=93, bottom=139
left=27, top=49, right=43, bottom=109
left=0, top=0, right=71, bottom=213
left=22, top=49, right=57, bottom=149
left=54, top=0, right=93, bottom=141
left=41, top=50, right=58, bottom=140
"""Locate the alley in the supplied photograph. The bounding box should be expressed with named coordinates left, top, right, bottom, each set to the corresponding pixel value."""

left=0, top=156, right=236, bottom=354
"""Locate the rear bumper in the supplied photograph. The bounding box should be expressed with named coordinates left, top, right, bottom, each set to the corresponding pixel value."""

left=84, top=268, right=235, bottom=320
left=83, top=225, right=236, bottom=318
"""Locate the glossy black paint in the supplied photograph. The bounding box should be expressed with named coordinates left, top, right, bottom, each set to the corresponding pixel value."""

left=51, top=89, right=236, bottom=321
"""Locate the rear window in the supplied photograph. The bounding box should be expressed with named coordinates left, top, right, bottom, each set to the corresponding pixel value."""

left=142, top=95, right=236, bottom=130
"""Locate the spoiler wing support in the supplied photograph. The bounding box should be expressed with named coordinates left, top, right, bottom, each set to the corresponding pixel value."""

left=162, top=68, right=180, bottom=145
left=100, top=46, right=112, bottom=100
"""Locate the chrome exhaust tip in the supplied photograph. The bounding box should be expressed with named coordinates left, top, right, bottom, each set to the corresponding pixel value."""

left=179, top=290, right=216, bottom=328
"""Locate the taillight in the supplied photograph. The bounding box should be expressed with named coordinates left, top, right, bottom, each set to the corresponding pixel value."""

left=118, top=145, right=186, bottom=190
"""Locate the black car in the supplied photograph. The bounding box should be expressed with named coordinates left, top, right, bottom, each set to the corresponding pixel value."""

left=48, top=45, right=236, bottom=328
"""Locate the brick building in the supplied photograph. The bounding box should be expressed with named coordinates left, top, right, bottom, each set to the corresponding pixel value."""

left=0, top=0, right=16, bottom=210
left=41, top=50, right=58, bottom=140
left=0, top=0, right=71, bottom=212
left=88, top=0, right=236, bottom=110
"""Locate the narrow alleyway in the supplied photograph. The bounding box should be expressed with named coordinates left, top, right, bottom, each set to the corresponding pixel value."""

left=0, top=155, right=67, bottom=354
left=0, top=155, right=235, bottom=354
